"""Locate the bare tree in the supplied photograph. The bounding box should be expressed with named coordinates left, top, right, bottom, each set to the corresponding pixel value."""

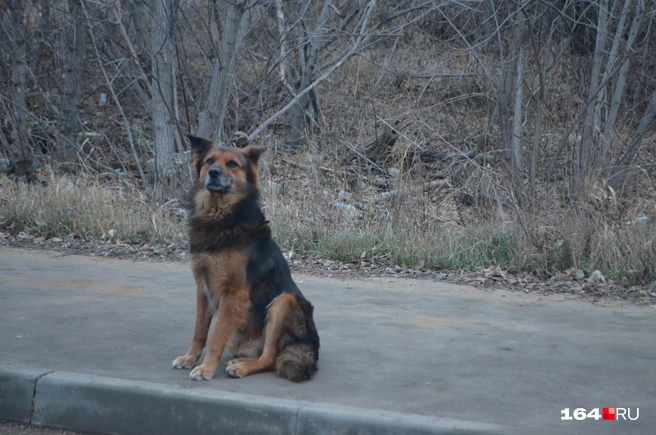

left=599, top=0, right=646, bottom=164
left=576, top=0, right=648, bottom=185
left=123, top=0, right=152, bottom=77
left=150, top=0, right=178, bottom=182
left=197, top=0, right=252, bottom=141
left=0, top=0, right=653, bottom=220
left=247, top=0, right=378, bottom=142
left=81, top=0, right=149, bottom=191
left=498, top=1, right=527, bottom=191
left=56, top=0, right=88, bottom=167
left=287, top=0, right=333, bottom=148
left=5, top=0, right=34, bottom=178
left=578, top=0, right=610, bottom=183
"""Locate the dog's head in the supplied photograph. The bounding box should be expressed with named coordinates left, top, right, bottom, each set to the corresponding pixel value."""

left=188, top=135, right=267, bottom=196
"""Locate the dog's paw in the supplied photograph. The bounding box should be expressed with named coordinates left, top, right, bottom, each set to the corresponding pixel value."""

left=172, top=354, right=198, bottom=369
left=226, top=358, right=245, bottom=367
left=226, top=362, right=247, bottom=378
left=226, top=358, right=258, bottom=378
left=189, top=365, right=215, bottom=380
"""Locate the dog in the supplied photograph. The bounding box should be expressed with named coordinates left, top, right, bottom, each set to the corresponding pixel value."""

left=172, top=135, right=319, bottom=382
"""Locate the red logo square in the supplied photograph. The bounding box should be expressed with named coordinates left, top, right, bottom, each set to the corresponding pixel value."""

left=603, top=408, right=615, bottom=421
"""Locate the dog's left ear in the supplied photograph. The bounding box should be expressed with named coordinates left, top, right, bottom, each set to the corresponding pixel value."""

left=188, top=135, right=214, bottom=157
left=243, top=145, right=268, bottom=164
left=188, top=135, right=215, bottom=179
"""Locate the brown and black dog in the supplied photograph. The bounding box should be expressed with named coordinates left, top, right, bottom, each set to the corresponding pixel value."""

left=172, top=135, right=319, bottom=382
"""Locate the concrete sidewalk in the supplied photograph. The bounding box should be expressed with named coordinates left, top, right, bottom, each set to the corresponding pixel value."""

left=0, top=248, right=654, bottom=434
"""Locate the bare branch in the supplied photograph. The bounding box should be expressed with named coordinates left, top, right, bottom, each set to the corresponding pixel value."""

left=81, top=0, right=148, bottom=192
left=248, top=0, right=378, bottom=142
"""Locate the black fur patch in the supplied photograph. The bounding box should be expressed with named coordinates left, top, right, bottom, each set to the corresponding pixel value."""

left=186, top=187, right=266, bottom=254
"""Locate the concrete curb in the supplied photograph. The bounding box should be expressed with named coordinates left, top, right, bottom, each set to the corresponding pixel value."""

left=0, top=366, right=519, bottom=434
left=0, top=367, right=51, bottom=423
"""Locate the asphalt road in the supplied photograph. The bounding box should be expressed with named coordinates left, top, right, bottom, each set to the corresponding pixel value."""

left=0, top=248, right=654, bottom=434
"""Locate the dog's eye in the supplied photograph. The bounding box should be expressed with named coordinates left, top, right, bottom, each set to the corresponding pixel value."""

left=206, top=158, right=215, bottom=165
left=227, top=161, right=239, bottom=168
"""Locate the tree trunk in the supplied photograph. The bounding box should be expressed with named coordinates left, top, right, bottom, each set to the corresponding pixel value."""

left=289, top=0, right=333, bottom=149
left=510, top=47, right=523, bottom=184
left=8, top=0, right=34, bottom=179
left=579, top=0, right=608, bottom=180
left=150, top=0, right=177, bottom=180
left=56, top=0, right=87, bottom=166
left=30, top=0, right=51, bottom=71
left=499, top=0, right=526, bottom=191
left=197, top=0, right=249, bottom=142
left=124, top=0, right=151, bottom=77
left=600, top=1, right=645, bottom=162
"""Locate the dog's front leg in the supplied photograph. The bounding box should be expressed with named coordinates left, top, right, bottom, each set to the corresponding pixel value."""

left=172, top=288, right=212, bottom=369
left=189, top=288, right=249, bottom=380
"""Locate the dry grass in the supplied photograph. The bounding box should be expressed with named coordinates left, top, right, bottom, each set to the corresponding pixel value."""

left=1, top=164, right=654, bottom=285
left=0, top=172, right=186, bottom=244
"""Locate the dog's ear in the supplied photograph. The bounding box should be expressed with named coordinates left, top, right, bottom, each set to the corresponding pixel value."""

left=242, top=145, right=268, bottom=164
left=188, top=135, right=214, bottom=178
left=188, top=135, right=214, bottom=157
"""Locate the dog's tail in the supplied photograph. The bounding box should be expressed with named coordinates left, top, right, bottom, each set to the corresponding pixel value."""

left=274, top=294, right=320, bottom=382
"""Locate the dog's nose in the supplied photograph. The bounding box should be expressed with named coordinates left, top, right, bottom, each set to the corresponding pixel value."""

left=208, top=168, right=221, bottom=179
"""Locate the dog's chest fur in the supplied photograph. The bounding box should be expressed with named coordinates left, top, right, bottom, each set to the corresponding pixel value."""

left=187, top=189, right=267, bottom=254
left=190, top=250, right=249, bottom=313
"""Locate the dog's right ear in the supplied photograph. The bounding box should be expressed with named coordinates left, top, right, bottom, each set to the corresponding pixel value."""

left=188, top=135, right=214, bottom=157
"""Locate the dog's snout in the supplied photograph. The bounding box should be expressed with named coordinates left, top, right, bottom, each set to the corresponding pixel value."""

left=208, top=167, right=221, bottom=179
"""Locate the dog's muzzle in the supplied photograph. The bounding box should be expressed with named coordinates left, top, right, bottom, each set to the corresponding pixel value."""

left=205, top=168, right=231, bottom=193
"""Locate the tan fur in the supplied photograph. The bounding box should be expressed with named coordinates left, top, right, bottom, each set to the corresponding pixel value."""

left=191, top=146, right=263, bottom=222
left=174, top=249, right=253, bottom=380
